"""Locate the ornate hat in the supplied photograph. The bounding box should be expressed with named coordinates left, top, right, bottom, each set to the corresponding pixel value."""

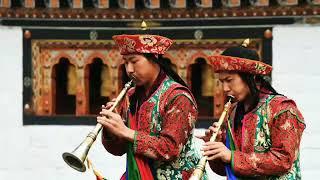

left=209, top=39, right=272, bottom=75
left=112, top=34, right=173, bottom=55
left=209, top=55, right=272, bottom=75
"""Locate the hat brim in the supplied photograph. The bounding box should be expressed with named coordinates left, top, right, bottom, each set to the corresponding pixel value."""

left=209, top=55, right=272, bottom=75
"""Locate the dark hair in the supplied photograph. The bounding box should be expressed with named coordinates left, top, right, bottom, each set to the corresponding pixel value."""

left=143, top=53, right=188, bottom=87
left=222, top=46, right=260, bottom=61
left=129, top=53, right=188, bottom=114
left=222, top=46, right=281, bottom=129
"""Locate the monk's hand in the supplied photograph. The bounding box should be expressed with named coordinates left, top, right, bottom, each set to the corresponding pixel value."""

left=101, top=98, right=119, bottom=114
left=97, top=109, right=134, bottom=141
left=202, top=141, right=231, bottom=163
left=195, top=122, right=222, bottom=142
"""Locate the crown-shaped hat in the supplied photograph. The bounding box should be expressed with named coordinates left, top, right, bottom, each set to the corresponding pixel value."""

left=112, top=34, right=173, bottom=55
left=209, top=39, right=272, bottom=75
left=209, top=55, right=272, bottom=75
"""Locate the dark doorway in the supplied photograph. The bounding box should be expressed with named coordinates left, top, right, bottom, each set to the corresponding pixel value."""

left=190, top=58, right=214, bottom=120
left=53, top=58, right=76, bottom=114
left=88, top=58, right=110, bottom=114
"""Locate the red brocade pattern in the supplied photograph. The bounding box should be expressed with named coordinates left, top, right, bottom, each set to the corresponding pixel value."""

left=102, top=72, right=203, bottom=179
left=232, top=97, right=305, bottom=177
left=209, top=95, right=305, bottom=178
left=112, top=34, right=173, bottom=55
left=135, top=89, right=196, bottom=161
left=209, top=55, right=272, bottom=75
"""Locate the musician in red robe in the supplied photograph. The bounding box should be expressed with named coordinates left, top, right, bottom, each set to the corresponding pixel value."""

left=199, top=40, right=305, bottom=179
left=97, top=34, right=207, bottom=180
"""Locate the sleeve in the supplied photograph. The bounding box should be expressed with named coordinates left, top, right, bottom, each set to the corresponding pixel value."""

left=133, top=90, right=197, bottom=161
left=209, top=159, right=227, bottom=176
left=101, top=128, right=127, bottom=156
left=232, top=101, right=306, bottom=176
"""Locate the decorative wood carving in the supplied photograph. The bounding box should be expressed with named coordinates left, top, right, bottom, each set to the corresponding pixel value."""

left=0, top=5, right=319, bottom=19
left=31, top=39, right=262, bottom=119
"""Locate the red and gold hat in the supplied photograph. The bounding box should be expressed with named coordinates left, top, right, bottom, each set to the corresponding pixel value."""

left=112, top=34, right=173, bottom=55
left=209, top=55, right=272, bottom=75
left=209, top=39, right=272, bottom=75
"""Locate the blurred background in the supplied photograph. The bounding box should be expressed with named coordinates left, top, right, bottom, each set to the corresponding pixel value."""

left=0, top=0, right=319, bottom=179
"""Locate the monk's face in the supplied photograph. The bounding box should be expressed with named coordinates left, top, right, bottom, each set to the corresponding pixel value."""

left=122, top=54, right=160, bottom=87
left=218, top=72, right=250, bottom=102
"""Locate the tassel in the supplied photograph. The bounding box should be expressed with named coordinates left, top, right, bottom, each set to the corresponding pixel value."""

left=87, top=158, right=108, bottom=180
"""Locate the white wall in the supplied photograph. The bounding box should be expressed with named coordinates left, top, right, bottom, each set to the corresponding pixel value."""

left=0, top=26, right=126, bottom=180
left=272, top=26, right=320, bottom=178
left=0, top=25, right=319, bottom=180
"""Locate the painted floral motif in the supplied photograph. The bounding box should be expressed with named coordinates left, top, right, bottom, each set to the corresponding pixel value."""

left=121, top=37, right=136, bottom=53
left=139, top=35, right=157, bottom=46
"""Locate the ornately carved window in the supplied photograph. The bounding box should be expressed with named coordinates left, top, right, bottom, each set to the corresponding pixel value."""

left=23, top=29, right=271, bottom=126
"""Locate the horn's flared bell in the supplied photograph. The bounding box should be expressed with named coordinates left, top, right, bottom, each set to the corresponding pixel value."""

left=62, top=80, right=133, bottom=173
left=62, top=133, right=95, bottom=172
